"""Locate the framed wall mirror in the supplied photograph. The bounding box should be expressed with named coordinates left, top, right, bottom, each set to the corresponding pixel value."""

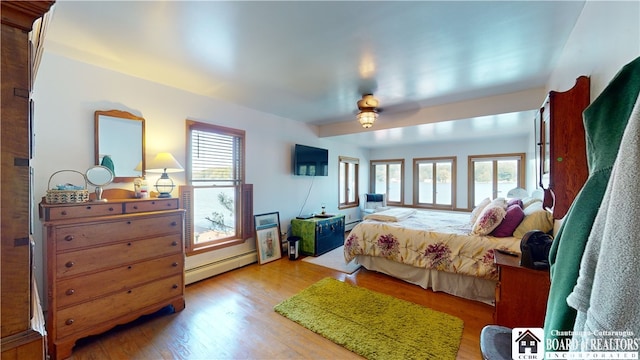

left=94, top=110, right=145, bottom=182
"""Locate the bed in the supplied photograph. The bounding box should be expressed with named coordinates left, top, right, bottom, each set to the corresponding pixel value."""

left=344, top=204, right=550, bottom=305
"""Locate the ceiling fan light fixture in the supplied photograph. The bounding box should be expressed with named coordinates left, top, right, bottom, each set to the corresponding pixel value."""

left=356, top=94, right=380, bottom=128
left=357, top=110, right=378, bottom=128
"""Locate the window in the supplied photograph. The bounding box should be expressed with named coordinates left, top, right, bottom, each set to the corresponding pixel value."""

left=183, top=121, right=247, bottom=254
left=468, top=153, right=525, bottom=208
left=370, top=159, right=404, bottom=205
left=339, top=156, right=359, bottom=208
left=413, top=157, right=456, bottom=209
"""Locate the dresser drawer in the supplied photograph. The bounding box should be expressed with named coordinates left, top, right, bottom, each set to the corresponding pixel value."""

left=55, top=213, right=183, bottom=251
left=56, top=234, right=182, bottom=278
left=44, top=203, right=123, bottom=221
left=125, top=199, right=179, bottom=213
left=56, top=253, right=184, bottom=308
left=56, top=274, right=183, bottom=339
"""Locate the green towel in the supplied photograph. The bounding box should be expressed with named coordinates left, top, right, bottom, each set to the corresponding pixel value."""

left=544, top=56, right=640, bottom=345
left=101, top=155, right=115, bottom=176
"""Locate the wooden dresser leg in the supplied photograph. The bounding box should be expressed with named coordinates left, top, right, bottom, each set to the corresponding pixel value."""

left=52, top=340, right=75, bottom=360
left=172, top=297, right=186, bottom=312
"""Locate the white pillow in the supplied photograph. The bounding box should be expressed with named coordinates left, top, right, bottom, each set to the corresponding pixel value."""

left=490, top=197, right=507, bottom=209
left=470, top=197, right=491, bottom=224
left=522, top=196, right=542, bottom=209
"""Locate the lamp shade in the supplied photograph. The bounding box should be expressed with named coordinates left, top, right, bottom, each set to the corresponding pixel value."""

left=357, top=110, right=378, bottom=128
left=146, top=152, right=184, bottom=173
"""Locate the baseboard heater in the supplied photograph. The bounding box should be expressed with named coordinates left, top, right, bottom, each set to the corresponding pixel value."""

left=185, top=251, right=258, bottom=285
left=345, top=219, right=362, bottom=231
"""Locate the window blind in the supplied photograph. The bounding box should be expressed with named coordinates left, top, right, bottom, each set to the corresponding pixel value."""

left=190, top=129, right=243, bottom=183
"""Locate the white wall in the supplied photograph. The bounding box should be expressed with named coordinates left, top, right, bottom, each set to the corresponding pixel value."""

left=32, top=52, right=368, bottom=300
left=547, top=1, right=640, bottom=100
left=369, top=134, right=532, bottom=209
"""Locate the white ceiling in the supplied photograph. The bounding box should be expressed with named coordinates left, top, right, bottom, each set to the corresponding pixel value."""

left=43, top=1, right=586, bottom=148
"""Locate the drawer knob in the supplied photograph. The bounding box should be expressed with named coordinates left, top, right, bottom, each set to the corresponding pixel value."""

left=86, top=206, right=92, bottom=210
left=170, top=221, right=178, bottom=227
left=127, top=221, right=132, bottom=225
left=133, top=205, right=138, bottom=210
left=109, top=207, right=114, bottom=211
left=171, top=241, right=178, bottom=247
left=66, top=289, right=75, bottom=296
left=65, top=318, right=74, bottom=326
left=172, top=262, right=179, bottom=267
left=151, top=201, right=156, bottom=205
left=64, top=235, right=74, bottom=242
left=65, top=261, right=74, bottom=268
left=127, top=242, right=132, bottom=246
left=172, top=284, right=179, bottom=289
left=127, top=290, right=132, bottom=294
left=128, top=265, right=132, bottom=270
left=61, top=211, right=67, bottom=216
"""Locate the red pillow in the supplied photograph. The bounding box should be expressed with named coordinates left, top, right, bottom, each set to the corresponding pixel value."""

left=491, top=204, right=525, bottom=237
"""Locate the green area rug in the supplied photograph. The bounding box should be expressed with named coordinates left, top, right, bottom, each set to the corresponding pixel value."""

left=274, top=277, right=464, bottom=360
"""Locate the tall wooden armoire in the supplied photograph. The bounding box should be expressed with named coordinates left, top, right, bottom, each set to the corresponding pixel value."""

left=536, top=76, right=591, bottom=219
left=1, top=1, right=55, bottom=359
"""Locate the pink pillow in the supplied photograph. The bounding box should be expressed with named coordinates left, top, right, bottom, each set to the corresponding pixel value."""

left=491, top=204, right=525, bottom=237
left=472, top=205, right=506, bottom=235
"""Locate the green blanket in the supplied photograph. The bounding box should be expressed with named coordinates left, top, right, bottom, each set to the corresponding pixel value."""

left=544, top=56, right=640, bottom=344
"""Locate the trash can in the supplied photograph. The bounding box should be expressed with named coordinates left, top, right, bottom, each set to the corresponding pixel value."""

left=287, top=236, right=300, bottom=260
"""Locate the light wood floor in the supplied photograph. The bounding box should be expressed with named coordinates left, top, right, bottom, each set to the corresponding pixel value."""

left=67, top=256, right=493, bottom=359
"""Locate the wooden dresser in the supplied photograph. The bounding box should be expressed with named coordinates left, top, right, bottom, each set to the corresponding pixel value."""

left=40, top=197, right=185, bottom=360
left=536, top=76, right=590, bottom=219
left=494, top=251, right=550, bottom=328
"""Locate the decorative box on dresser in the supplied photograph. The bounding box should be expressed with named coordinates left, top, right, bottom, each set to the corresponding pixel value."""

left=494, top=252, right=551, bottom=328
left=1, top=2, right=55, bottom=359
left=40, top=195, right=186, bottom=360
left=536, top=76, right=590, bottom=219
left=291, top=215, right=345, bottom=256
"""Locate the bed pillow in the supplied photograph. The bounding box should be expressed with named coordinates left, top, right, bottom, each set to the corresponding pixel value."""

left=523, top=201, right=544, bottom=215
left=513, top=209, right=554, bottom=238
left=522, top=196, right=542, bottom=209
left=491, top=204, right=525, bottom=237
left=490, top=197, right=508, bottom=209
left=507, top=198, right=523, bottom=208
left=470, top=197, right=491, bottom=224
left=472, top=205, right=507, bottom=236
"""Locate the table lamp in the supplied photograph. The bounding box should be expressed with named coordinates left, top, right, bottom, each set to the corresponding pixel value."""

left=146, top=152, right=184, bottom=198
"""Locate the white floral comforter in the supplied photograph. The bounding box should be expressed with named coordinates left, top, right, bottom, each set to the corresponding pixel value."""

left=344, top=210, right=521, bottom=280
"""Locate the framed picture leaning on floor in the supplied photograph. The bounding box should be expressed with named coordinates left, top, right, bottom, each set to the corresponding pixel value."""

left=254, top=212, right=281, bottom=264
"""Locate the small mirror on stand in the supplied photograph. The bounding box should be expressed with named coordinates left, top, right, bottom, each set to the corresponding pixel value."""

left=86, top=165, right=114, bottom=202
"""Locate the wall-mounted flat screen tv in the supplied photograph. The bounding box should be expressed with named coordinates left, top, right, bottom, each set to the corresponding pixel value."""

left=293, top=144, right=328, bottom=176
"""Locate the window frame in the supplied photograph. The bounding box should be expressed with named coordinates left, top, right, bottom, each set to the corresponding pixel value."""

left=412, top=156, right=457, bottom=209
left=338, top=156, right=359, bottom=209
left=184, top=120, right=247, bottom=255
left=467, top=152, right=526, bottom=209
left=370, top=159, right=404, bottom=206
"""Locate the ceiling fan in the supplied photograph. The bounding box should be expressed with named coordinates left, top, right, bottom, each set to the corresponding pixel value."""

left=356, top=94, right=381, bottom=128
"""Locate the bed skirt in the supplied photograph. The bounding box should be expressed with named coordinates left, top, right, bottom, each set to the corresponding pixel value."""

left=355, top=255, right=497, bottom=305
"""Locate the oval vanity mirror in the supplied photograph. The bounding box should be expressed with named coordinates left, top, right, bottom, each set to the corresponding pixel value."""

left=86, top=165, right=114, bottom=202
